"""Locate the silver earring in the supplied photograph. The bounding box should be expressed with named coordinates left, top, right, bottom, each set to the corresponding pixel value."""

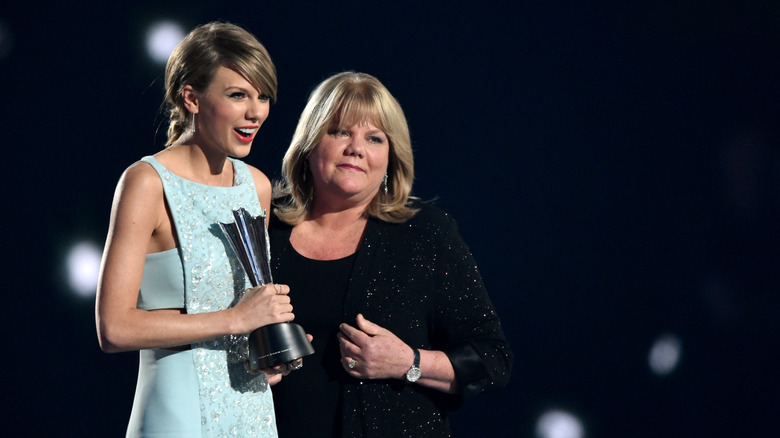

left=186, top=113, right=195, bottom=134
left=383, top=173, right=388, bottom=195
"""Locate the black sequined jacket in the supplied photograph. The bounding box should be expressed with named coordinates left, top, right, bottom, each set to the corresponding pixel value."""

left=274, top=202, right=513, bottom=437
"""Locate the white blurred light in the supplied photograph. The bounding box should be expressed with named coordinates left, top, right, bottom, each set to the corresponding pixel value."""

left=145, top=21, right=185, bottom=64
left=536, top=409, right=584, bottom=438
left=648, top=333, right=682, bottom=376
left=66, top=241, right=102, bottom=297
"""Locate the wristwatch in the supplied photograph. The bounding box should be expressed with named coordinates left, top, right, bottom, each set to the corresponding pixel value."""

left=405, top=348, right=421, bottom=383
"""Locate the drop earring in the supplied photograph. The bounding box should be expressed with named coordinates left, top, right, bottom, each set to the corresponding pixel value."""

left=383, top=173, right=388, bottom=195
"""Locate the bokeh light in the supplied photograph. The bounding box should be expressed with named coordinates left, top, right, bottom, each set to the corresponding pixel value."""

left=536, top=409, right=585, bottom=438
left=65, top=241, right=102, bottom=298
left=648, top=333, right=682, bottom=376
left=145, top=20, right=185, bottom=64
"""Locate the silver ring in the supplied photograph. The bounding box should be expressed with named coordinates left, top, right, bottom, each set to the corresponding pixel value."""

left=290, top=361, right=303, bottom=370
left=348, top=358, right=357, bottom=369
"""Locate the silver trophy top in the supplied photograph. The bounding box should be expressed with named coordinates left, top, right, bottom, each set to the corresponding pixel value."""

left=217, top=207, right=273, bottom=287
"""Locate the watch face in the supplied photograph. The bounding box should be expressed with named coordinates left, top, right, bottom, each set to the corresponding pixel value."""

left=406, top=366, right=422, bottom=382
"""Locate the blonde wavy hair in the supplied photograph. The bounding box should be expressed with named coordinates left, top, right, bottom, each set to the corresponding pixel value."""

left=275, top=71, right=418, bottom=224
left=163, top=21, right=277, bottom=146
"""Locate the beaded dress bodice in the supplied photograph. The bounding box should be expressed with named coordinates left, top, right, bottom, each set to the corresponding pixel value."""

left=141, top=156, right=276, bottom=437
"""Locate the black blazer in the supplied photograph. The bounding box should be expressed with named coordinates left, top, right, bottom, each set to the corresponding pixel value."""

left=270, top=202, right=513, bottom=437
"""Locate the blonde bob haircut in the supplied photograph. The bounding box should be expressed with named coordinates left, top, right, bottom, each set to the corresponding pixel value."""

left=163, top=21, right=277, bottom=147
left=275, top=71, right=418, bottom=224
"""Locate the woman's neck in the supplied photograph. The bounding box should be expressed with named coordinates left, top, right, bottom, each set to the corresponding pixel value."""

left=160, top=143, right=233, bottom=187
left=308, top=201, right=367, bottom=230
left=290, top=204, right=368, bottom=260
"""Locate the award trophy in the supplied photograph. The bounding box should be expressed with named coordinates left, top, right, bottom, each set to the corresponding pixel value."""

left=218, top=207, right=314, bottom=371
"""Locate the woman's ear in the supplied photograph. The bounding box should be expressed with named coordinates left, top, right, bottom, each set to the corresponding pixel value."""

left=182, top=85, right=199, bottom=114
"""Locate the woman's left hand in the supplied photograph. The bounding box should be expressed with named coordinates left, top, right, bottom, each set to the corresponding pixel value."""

left=244, top=358, right=303, bottom=386
left=338, top=313, right=414, bottom=380
left=246, top=333, right=311, bottom=385
left=265, top=371, right=284, bottom=386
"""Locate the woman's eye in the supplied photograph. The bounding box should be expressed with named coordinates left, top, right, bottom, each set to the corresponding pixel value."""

left=259, top=94, right=270, bottom=102
left=368, top=136, right=385, bottom=144
left=229, top=92, right=246, bottom=99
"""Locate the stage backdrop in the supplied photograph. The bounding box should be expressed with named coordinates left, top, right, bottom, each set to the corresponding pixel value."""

left=2, top=1, right=778, bottom=436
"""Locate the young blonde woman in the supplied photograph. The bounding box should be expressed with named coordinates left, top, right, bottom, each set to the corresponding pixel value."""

left=96, top=22, right=291, bottom=437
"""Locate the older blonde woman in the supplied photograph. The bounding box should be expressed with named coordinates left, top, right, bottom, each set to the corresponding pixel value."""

left=270, top=71, right=513, bottom=437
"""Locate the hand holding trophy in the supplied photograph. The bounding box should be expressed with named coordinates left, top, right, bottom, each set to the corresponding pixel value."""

left=218, top=207, right=314, bottom=371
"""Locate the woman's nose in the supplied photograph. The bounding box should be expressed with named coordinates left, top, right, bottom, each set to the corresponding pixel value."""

left=344, top=138, right=365, bottom=158
left=247, top=100, right=266, bottom=122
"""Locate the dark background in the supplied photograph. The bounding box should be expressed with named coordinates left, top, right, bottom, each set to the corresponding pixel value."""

left=2, top=1, right=778, bottom=436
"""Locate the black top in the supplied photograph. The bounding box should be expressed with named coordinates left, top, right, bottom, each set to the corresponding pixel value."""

left=270, top=202, right=513, bottom=437
left=271, top=240, right=356, bottom=437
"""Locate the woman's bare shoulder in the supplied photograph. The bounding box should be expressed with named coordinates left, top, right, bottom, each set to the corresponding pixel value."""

left=245, top=163, right=272, bottom=194
left=112, top=160, right=165, bottom=207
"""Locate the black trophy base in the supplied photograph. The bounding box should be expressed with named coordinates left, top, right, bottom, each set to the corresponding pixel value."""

left=248, top=322, right=315, bottom=370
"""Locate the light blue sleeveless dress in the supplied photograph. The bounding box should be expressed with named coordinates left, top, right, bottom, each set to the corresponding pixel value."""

left=126, top=156, right=277, bottom=437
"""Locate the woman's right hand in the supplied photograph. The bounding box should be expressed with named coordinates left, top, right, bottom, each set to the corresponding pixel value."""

left=232, top=283, right=294, bottom=334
